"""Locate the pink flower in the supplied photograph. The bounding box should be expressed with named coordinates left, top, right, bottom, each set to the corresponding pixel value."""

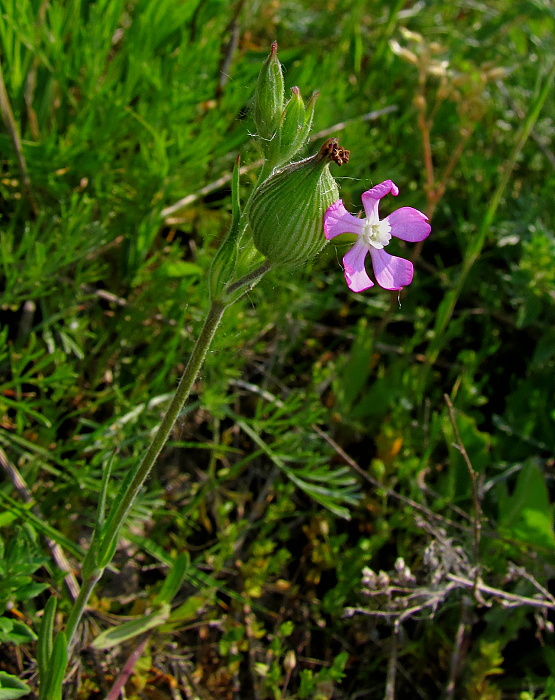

left=324, top=180, right=431, bottom=292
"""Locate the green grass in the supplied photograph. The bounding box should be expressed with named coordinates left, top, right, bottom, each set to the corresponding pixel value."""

left=1, top=0, right=555, bottom=698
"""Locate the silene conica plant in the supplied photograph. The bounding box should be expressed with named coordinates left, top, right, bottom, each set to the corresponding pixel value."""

left=35, top=43, right=430, bottom=697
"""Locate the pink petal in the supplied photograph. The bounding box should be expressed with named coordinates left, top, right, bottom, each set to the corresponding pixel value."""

left=343, top=240, right=374, bottom=292
left=324, top=200, right=365, bottom=240
left=369, top=248, right=414, bottom=290
left=361, top=180, right=399, bottom=219
left=385, top=207, right=431, bottom=242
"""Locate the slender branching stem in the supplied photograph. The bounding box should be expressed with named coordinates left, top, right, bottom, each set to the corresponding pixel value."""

left=225, top=260, right=272, bottom=297
left=64, top=256, right=272, bottom=650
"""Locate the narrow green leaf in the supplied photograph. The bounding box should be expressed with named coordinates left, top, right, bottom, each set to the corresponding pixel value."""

left=0, top=395, right=52, bottom=428
left=96, top=450, right=116, bottom=535
left=81, top=452, right=116, bottom=579
left=0, top=671, right=31, bottom=699
left=152, top=553, right=189, bottom=606
left=159, top=595, right=208, bottom=632
left=43, top=632, right=67, bottom=700
left=37, top=596, right=56, bottom=690
left=96, top=461, right=138, bottom=568
left=91, top=603, right=171, bottom=649
left=0, top=494, right=83, bottom=560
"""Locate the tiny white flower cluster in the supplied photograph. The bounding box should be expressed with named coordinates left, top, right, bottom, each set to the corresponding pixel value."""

left=361, top=557, right=416, bottom=594
left=361, top=567, right=390, bottom=591
left=346, top=518, right=555, bottom=638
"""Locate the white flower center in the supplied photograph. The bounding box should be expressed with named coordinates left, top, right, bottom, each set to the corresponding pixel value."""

left=362, top=218, right=392, bottom=249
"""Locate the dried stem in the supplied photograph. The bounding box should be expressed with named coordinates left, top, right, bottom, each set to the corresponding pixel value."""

left=447, top=573, right=555, bottom=610
left=0, top=63, right=38, bottom=216
left=0, top=447, right=80, bottom=600
left=444, top=394, right=482, bottom=586
left=444, top=599, right=472, bottom=700
left=384, top=627, right=398, bottom=700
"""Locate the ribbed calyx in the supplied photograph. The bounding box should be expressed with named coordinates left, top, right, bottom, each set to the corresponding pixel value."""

left=249, top=138, right=350, bottom=265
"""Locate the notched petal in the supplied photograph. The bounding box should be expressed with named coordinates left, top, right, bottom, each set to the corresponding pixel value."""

left=362, top=180, right=399, bottom=203
left=324, top=199, right=365, bottom=240
left=386, top=207, right=431, bottom=242
left=369, top=248, right=414, bottom=290
left=361, top=180, right=399, bottom=220
left=343, top=241, right=373, bottom=292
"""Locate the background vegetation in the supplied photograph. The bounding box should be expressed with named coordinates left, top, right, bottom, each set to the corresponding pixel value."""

left=1, top=0, right=555, bottom=697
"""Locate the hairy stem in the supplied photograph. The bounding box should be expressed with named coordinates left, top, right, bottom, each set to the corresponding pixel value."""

left=64, top=254, right=272, bottom=650
left=65, top=300, right=226, bottom=648
left=98, top=300, right=227, bottom=563
left=64, top=570, right=102, bottom=650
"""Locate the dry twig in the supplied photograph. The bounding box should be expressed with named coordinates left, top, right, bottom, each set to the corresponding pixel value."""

left=444, top=394, right=482, bottom=586
left=0, top=63, right=38, bottom=216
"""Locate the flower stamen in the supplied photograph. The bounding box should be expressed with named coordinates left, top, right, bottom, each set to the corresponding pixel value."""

left=362, top=219, right=392, bottom=249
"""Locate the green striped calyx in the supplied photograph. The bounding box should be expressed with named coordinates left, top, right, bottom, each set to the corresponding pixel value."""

left=249, top=138, right=350, bottom=266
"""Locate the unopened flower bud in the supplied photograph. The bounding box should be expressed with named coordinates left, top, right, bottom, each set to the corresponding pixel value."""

left=253, top=42, right=285, bottom=141
left=270, top=88, right=318, bottom=167
left=281, top=87, right=305, bottom=141
left=362, top=567, right=378, bottom=590
left=249, top=138, right=349, bottom=265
